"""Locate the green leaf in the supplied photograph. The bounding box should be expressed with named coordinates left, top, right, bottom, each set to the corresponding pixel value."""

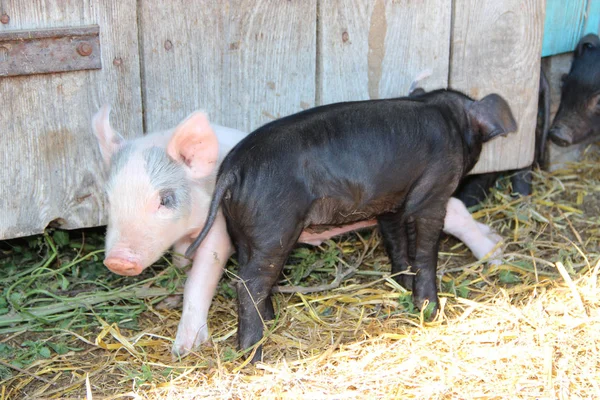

left=220, top=282, right=237, bottom=299
left=48, top=342, right=69, bottom=355
left=457, top=284, right=470, bottom=299
left=499, top=270, right=521, bottom=284
left=38, top=346, right=51, bottom=358
left=60, top=275, right=70, bottom=291
left=141, top=364, right=152, bottom=381
left=9, top=292, right=24, bottom=306
left=53, top=231, right=70, bottom=247
left=422, top=301, right=437, bottom=320
left=0, top=365, right=13, bottom=380
left=26, top=235, right=43, bottom=249
left=222, top=347, right=239, bottom=362
left=320, top=307, right=334, bottom=317
left=397, top=293, right=416, bottom=314
left=11, top=361, right=24, bottom=370
left=0, top=343, right=12, bottom=358
left=511, top=260, right=533, bottom=270
left=291, top=248, right=313, bottom=259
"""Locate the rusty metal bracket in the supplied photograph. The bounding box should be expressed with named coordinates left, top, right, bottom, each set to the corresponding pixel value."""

left=0, top=25, right=101, bottom=77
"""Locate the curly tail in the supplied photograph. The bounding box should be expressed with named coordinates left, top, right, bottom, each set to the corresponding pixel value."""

left=185, top=172, right=235, bottom=258
left=408, top=68, right=432, bottom=95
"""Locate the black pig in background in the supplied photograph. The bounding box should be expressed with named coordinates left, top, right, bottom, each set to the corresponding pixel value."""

left=549, top=33, right=600, bottom=147
left=454, top=33, right=600, bottom=207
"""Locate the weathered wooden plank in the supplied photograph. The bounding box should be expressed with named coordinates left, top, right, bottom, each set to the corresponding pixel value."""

left=450, top=0, right=545, bottom=173
left=318, top=0, right=451, bottom=105
left=0, top=1, right=142, bottom=239
left=139, top=0, right=317, bottom=133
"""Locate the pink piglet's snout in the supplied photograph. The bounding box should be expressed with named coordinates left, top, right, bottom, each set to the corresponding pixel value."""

left=104, top=250, right=144, bottom=276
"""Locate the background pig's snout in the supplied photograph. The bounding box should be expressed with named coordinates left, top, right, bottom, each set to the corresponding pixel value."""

left=549, top=127, right=572, bottom=147
left=104, top=256, right=143, bottom=276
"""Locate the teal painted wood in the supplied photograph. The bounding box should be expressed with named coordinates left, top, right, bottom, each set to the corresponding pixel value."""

left=542, top=0, right=600, bottom=56
left=542, top=0, right=587, bottom=56
left=585, top=0, right=600, bottom=35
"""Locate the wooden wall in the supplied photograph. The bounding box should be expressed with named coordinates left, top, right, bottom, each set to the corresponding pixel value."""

left=138, top=0, right=317, bottom=133
left=450, top=0, right=544, bottom=173
left=0, top=0, right=545, bottom=239
left=0, top=0, right=143, bottom=239
left=317, top=0, right=451, bottom=104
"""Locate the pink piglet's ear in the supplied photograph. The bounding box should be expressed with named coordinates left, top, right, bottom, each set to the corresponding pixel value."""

left=91, top=104, right=125, bottom=167
left=167, top=111, right=219, bottom=179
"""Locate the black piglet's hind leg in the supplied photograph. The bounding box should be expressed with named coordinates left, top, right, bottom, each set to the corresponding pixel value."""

left=236, top=254, right=286, bottom=363
left=378, top=212, right=413, bottom=290
left=234, top=224, right=302, bottom=364
left=410, top=213, right=445, bottom=317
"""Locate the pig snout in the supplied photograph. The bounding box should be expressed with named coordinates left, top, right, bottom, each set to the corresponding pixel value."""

left=104, top=250, right=144, bottom=276
left=549, top=126, right=573, bottom=147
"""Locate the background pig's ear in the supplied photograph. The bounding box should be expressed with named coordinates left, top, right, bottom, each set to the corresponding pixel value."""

left=575, top=34, right=600, bottom=57
left=469, top=94, right=518, bottom=142
left=92, top=105, right=125, bottom=166
left=167, top=112, right=219, bottom=179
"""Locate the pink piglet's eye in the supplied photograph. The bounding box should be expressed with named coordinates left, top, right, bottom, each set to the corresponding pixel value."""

left=159, top=189, right=176, bottom=208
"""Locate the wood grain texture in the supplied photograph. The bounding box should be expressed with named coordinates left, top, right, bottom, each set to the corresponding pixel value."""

left=139, top=0, right=317, bottom=133
left=450, top=0, right=545, bottom=174
left=0, top=0, right=142, bottom=239
left=318, top=0, right=451, bottom=104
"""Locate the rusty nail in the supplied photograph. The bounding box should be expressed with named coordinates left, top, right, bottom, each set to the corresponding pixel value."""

left=77, top=42, right=93, bottom=56
left=0, top=14, right=9, bottom=24
left=113, top=57, right=123, bottom=66
left=164, top=40, right=173, bottom=51
left=342, top=31, right=349, bottom=43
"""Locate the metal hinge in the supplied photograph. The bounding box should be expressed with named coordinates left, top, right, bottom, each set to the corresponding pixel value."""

left=0, top=25, right=101, bottom=77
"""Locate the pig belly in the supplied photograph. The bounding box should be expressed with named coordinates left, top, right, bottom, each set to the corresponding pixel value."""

left=298, top=220, right=378, bottom=245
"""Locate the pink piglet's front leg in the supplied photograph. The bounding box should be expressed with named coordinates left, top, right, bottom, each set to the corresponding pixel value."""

left=172, top=210, right=233, bottom=357
left=443, top=197, right=503, bottom=264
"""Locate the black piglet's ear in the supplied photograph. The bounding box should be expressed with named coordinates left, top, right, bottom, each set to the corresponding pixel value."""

left=468, top=94, right=518, bottom=142
left=575, top=33, right=600, bottom=57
